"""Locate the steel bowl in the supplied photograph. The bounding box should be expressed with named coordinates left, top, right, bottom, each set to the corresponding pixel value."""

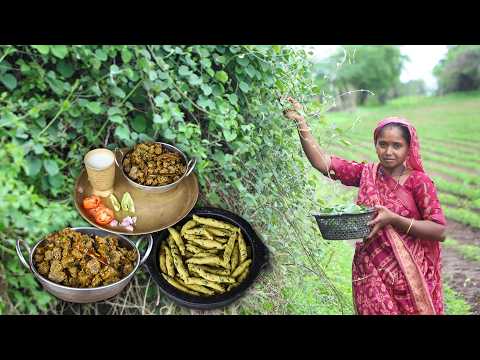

left=16, top=227, right=153, bottom=303
left=115, top=142, right=196, bottom=193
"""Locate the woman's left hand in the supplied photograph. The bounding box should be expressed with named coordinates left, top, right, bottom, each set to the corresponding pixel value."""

left=366, top=205, right=397, bottom=239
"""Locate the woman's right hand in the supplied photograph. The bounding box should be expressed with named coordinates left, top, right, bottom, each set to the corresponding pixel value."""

left=282, top=96, right=304, bottom=122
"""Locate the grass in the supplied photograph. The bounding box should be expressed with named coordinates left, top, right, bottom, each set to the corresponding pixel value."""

left=443, top=207, right=480, bottom=229
left=434, top=178, right=480, bottom=201
left=421, top=142, right=480, bottom=164
left=283, top=239, right=355, bottom=315
left=444, top=238, right=480, bottom=263
left=439, top=193, right=469, bottom=209
left=425, top=163, right=480, bottom=186
left=443, top=283, right=473, bottom=315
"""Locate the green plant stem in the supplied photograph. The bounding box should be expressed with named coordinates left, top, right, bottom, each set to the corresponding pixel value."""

left=37, top=80, right=80, bottom=137
left=0, top=243, right=16, bottom=256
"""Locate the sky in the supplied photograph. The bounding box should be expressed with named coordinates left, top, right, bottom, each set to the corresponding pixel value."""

left=305, top=45, right=449, bottom=91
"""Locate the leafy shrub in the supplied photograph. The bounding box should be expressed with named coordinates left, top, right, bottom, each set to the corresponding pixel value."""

left=0, top=45, right=342, bottom=314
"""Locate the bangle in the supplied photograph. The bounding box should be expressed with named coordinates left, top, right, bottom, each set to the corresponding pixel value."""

left=406, top=218, right=414, bottom=235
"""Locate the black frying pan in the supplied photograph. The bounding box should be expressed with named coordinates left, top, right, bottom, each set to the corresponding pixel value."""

left=145, top=207, right=269, bottom=309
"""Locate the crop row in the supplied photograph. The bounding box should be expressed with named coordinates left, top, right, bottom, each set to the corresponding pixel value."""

left=420, top=141, right=480, bottom=163
left=330, top=145, right=480, bottom=201
left=443, top=206, right=480, bottom=229
left=443, top=238, right=480, bottom=263
left=427, top=163, right=480, bottom=186
left=434, top=178, right=480, bottom=201
left=347, top=139, right=480, bottom=173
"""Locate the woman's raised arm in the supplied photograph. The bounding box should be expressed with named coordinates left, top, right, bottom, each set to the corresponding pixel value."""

left=283, top=97, right=332, bottom=176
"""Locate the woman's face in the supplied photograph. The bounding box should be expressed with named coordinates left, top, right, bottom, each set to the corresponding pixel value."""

left=375, top=126, right=409, bottom=170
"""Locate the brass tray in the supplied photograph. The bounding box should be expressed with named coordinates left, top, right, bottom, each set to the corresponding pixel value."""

left=73, top=150, right=199, bottom=236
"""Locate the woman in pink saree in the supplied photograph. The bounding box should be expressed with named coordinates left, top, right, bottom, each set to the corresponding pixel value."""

left=284, top=97, right=447, bottom=315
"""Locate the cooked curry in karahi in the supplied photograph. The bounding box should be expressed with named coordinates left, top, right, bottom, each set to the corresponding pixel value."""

left=122, top=143, right=186, bottom=186
left=33, top=228, right=137, bottom=288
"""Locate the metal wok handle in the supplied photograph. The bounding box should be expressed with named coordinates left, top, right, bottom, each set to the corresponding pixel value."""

left=183, top=158, right=197, bottom=178
left=114, top=148, right=126, bottom=168
left=16, top=239, right=32, bottom=270
left=136, top=234, right=154, bottom=266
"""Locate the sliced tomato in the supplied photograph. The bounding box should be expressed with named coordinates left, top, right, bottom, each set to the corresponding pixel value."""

left=94, top=207, right=115, bottom=225
left=86, top=204, right=105, bottom=218
left=83, top=195, right=102, bottom=209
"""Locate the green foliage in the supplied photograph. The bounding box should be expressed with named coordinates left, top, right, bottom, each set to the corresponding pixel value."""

left=318, top=204, right=371, bottom=215
left=0, top=45, right=339, bottom=314
left=315, top=46, right=407, bottom=105
left=434, top=45, right=480, bottom=95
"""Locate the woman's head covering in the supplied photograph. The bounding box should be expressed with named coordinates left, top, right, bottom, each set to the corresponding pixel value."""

left=373, top=117, right=424, bottom=173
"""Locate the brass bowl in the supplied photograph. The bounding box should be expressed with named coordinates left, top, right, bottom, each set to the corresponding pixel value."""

left=74, top=151, right=199, bottom=236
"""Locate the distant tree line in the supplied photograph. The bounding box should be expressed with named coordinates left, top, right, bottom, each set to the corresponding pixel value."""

left=434, top=45, right=480, bottom=95
left=313, top=45, right=480, bottom=110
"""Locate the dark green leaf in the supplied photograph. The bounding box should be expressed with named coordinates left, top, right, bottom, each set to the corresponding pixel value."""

left=163, top=128, right=176, bottom=140
left=109, top=114, right=123, bottom=124
left=33, top=144, right=44, bottom=154
left=25, top=157, right=42, bottom=176
left=188, top=74, right=202, bottom=86
left=110, top=64, right=121, bottom=75
left=132, top=115, right=147, bottom=132
left=85, top=101, right=103, bottom=114
left=239, top=81, right=250, bottom=93
left=95, top=49, right=108, bottom=61
left=201, top=84, right=212, bottom=96
left=178, top=65, right=190, bottom=76
left=245, top=65, right=256, bottom=78
left=108, top=107, right=122, bottom=116
left=56, top=61, right=75, bottom=78
left=115, top=125, right=130, bottom=141
left=227, top=94, right=238, bottom=105
left=31, top=45, right=50, bottom=55
left=0, top=73, right=17, bottom=90
left=236, top=56, right=249, bottom=66
left=223, top=129, right=237, bottom=141
left=111, top=86, right=126, bottom=98
left=48, top=174, right=64, bottom=188
left=121, top=48, right=132, bottom=63
left=51, top=45, right=69, bottom=59
left=43, top=159, right=59, bottom=176
left=153, top=114, right=167, bottom=124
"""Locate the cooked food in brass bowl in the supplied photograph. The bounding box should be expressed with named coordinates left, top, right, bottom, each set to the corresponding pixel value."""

left=116, top=142, right=196, bottom=193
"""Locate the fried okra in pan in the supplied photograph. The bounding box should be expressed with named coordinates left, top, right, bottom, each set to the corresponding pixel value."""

left=159, top=216, right=252, bottom=296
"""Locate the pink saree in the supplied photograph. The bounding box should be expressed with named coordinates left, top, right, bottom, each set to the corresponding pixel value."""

left=329, top=117, right=447, bottom=315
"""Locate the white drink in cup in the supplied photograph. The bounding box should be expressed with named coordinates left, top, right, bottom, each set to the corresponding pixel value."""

left=84, top=148, right=116, bottom=197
